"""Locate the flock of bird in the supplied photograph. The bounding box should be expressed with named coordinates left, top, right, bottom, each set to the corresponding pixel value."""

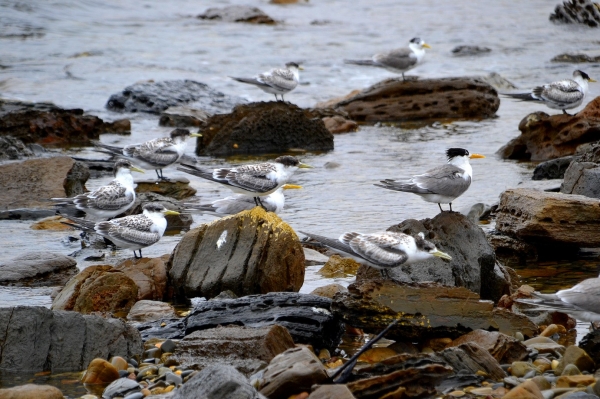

left=51, top=36, right=598, bottom=323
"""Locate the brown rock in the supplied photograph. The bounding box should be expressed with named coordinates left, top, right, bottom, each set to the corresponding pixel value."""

left=135, top=177, right=197, bottom=200
left=0, top=384, right=64, bottom=399
left=498, top=96, right=600, bottom=161
left=315, top=77, right=499, bottom=122
left=81, top=358, right=120, bottom=384
left=423, top=337, right=453, bottom=352
left=51, top=265, right=138, bottom=315
left=126, top=300, right=178, bottom=323
left=357, top=347, right=398, bottom=364
left=322, top=115, right=358, bottom=134
left=433, top=342, right=506, bottom=381
left=451, top=330, right=529, bottom=363
left=309, top=283, right=348, bottom=299
left=556, top=375, right=596, bottom=387
left=540, top=324, right=560, bottom=337
left=318, top=254, right=360, bottom=277
left=523, top=336, right=566, bottom=355
left=30, top=215, right=73, bottom=231
left=556, top=345, right=596, bottom=374
left=502, top=380, right=544, bottom=399
left=308, top=385, right=356, bottom=399
left=114, top=256, right=168, bottom=301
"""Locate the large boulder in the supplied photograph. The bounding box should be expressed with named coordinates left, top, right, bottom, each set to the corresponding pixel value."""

left=499, top=96, right=600, bottom=161
left=0, top=306, right=142, bottom=372
left=114, top=255, right=168, bottom=301
left=315, top=77, right=499, bottom=122
left=550, top=0, right=600, bottom=27
left=561, top=142, right=600, bottom=198
left=195, top=102, right=333, bottom=156
left=0, top=99, right=129, bottom=147
left=168, top=207, right=305, bottom=300
left=198, top=5, right=276, bottom=24
left=0, top=252, right=77, bottom=287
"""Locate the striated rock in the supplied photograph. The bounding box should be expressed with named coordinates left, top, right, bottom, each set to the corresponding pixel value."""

left=315, top=77, right=499, bottom=122
left=51, top=265, right=138, bottom=315
left=134, top=177, right=197, bottom=200
left=168, top=207, right=305, bottom=300
left=498, top=97, right=600, bottom=161
left=561, top=142, right=600, bottom=198
left=198, top=5, right=276, bottom=24
left=502, top=379, right=544, bottom=399
left=123, top=192, right=192, bottom=233
left=169, top=325, right=295, bottom=376
left=432, top=342, right=506, bottom=380
left=0, top=135, right=33, bottom=160
left=0, top=384, right=64, bottom=399
left=114, top=255, right=168, bottom=301
left=322, top=115, right=359, bottom=134
left=550, top=0, right=600, bottom=27
left=196, top=102, right=333, bottom=156
left=81, top=358, right=120, bottom=384
left=332, top=280, right=537, bottom=341
left=0, top=99, right=129, bottom=147
left=556, top=345, right=596, bottom=374
left=308, top=385, right=356, bottom=399
left=552, top=53, right=600, bottom=63
left=106, top=80, right=244, bottom=115
left=450, top=330, right=529, bottom=363
left=159, top=106, right=210, bottom=127
left=495, top=188, right=600, bottom=247
left=172, top=364, right=266, bottom=399
left=0, top=252, right=77, bottom=287
left=127, top=300, right=178, bottom=324
left=533, top=156, right=575, bottom=180
left=451, top=45, right=492, bottom=56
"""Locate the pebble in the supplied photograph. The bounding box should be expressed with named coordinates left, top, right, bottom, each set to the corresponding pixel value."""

left=562, top=364, right=582, bottom=376
left=160, top=339, right=176, bottom=353
left=510, top=361, right=539, bottom=377
left=165, top=371, right=183, bottom=386
left=124, top=393, right=144, bottom=399
left=448, top=390, right=465, bottom=397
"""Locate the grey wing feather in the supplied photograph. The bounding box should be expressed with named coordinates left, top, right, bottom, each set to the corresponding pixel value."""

left=84, top=182, right=133, bottom=210
left=538, top=80, right=584, bottom=104
left=411, top=164, right=471, bottom=196
left=373, top=48, right=417, bottom=70
left=225, top=163, right=279, bottom=193
left=344, top=59, right=378, bottom=67
left=259, top=69, right=298, bottom=91
left=230, top=76, right=271, bottom=88
left=97, top=216, right=160, bottom=246
left=348, top=234, right=409, bottom=267
left=134, top=138, right=179, bottom=166
left=557, top=278, right=600, bottom=313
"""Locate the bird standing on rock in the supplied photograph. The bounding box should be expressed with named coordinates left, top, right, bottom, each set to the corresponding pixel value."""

left=229, top=62, right=303, bottom=101
left=375, top=148, right=485, bottom=213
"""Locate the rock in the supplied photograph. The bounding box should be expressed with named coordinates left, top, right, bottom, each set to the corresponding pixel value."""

left=173, top=364, right=265, bottom=399
left=510, top=361, right=539, bottom=377
left=0, top=208, right=56, bottom=221
left=198, top=5, right=276, bottom=24
left=195, top=102, right=333, bottom=156
left=531, top=375, right=552, bottom=390
left=318, top=254, right=360, bottom=277
left=101, top=377, right=141, bottom=398
left=81, top=358, right=120, bottom=384
left=478, top=72, right=518, bottom=91
left=51, top=265, right=138, bottom=315
left=0, top=252, right=77, bottom=287
left=168, top=207, right=305, bottom=300
left=450, top=330, right=529, bottom=363
left=332, top=280, right=537, bottom=341
left=502, top=379, right=544, bottom=399
left=322, top=115, right=359, bottom=134
left=552, top=53, right=600, bottom=63
left=561, top=142, right=600, bottom=198
left=556, top=346, right=596, bottom=374
left=64, top=160, right=90, bottom=196
left=0, top=99, right=129, bottom=147
left=451, top=45, right=492, bottom=56
left=495, top=188, right=600, bottom=247
left=556, top=375, right=596, bottom=387
left=307, top=385, right=356, bottom=399
left=523, top=336, right=566, bottom=355
left=561, top=363, right=582, bottom=375
left=127, top=300, right=177, bottom=324
left=498, top=97, right=600, bottom=161
left=550, top=0, right=600, bottom=27
left=0, top=384, right=64, bottom=399
left=114, top=256, right=168, bottom=301
left=30, top=215, right=77, bottom=230
left=159, top=106, right=210, bottom=127
left=258, top=347, right=328, bottom=399
left=168, top=325, right=295, bottom=375
left=0, top=306, right=142, bottom=372
left=309, top=283, right=348, bottom=299
left=579, top=329, right=600, bottom=361
left=357, top=347, right=398, bottom=363
left=106, top=80, right=244, bottom=115
left=110, top=356, right=128, bottom=371
left=123, top=192, right=192, bottom=233
left=0, top=135, right=33, bottom=160
left=432, top=342, right=506, bottom=380
left=487, top=232, right=539, bottom=264
left=134, top=177, right=197, bottom=200
left=303, top=248, right=329, bottom=265
left=315, top=77, right=499, bottom=122
left=533, top=156, right=575, bottom=180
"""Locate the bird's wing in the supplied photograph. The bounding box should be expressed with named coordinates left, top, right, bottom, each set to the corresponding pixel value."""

left=83, top=181, right=133, bottom=210
left=96, top=216, right=161, bottom=246
left=373, top=48, right=417, bottom=70
left=536, top=80, right=584, bottom=104
left=134, top=138, right=179, bottom=166
left=258, top=68, right=298, bottom=91
left=411, top=164, right=471, bottom=196
left=557, top=278, right=600, bottom=313
left=222, top=163, right=280, bottom=193
left=348, top=233, right=409, bottom=267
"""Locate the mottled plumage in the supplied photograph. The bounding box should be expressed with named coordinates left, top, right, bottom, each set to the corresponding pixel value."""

left=230, top=62, right=302, bottom=101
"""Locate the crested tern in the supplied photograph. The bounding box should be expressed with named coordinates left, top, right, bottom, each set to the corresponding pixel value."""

left=62, top=202, right=180, bottom=259
left=184, top=184, right=302, bottom=216
left=177, top=156, right=312, bottom=209
left=92, top=128, right=202, bottom=179
left=504, top=70, right=596, bottom=115
left=229, top=62, right=303, bottom=101
left=344, top=37, right=431, bottom=81
left=375, top=148, right=485, bottom=213
left=52, top=159, right=144, bottom=220
left=300, top=230, right=452, bottom=280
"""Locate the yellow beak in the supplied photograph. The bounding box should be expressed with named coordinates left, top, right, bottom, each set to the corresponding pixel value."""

left=298, top=66, right=305, bottom=71
left=589, top=78, right=597, bottom=83
left=298, top=162, right=313, bottom=169
left=422, top=43, right=432, bottom=49
left=190, top=133, right=203, bottom=138
left=164, top=210, right=180, bottom=216
left=432, top=249, right=452, bottom=261
left=469, top=154, right=486, bottom=159
left=282, top=184, right=303, bottom=190
left=131, top=166, right=145, bottom=174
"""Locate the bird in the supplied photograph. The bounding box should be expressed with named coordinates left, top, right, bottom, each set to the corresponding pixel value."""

left=62, top=202, right=180, bottom=259
left=52, top=159, right=144, bottom=220
left=503, top=70, right=596, bottom=115
left=177, top=155, right=312, bottom=209
left=92, top=128, right=202, bottom=180
left=515, top=275, right=600, bottom=324
left=375, top=148, right=485, bottom=213
left=300, top=230, right=452, bottom=280
left=183, top=184, right=302, bottom=216
left=229, top=62, right=303, bottom=101
left=344, top=37, right=431, bottom=81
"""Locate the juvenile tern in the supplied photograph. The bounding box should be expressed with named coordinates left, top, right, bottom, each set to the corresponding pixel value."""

left=62, top=202, right=180, bottom=259
left=184, top=184, right=302, bottom=216
left=344, top=37, right=431, bottom=81
left=504, top=70, right=596, bottom=115
left=230, top=62, right=303, bottom=101
left=375, top=148, right=485, bottom=213
left=92, top=128, right=202, bottom=179
left=177, top=156, right=312, bottom=209
left=300, top=230, right=451, bottom=280
left=52, top=159, right=144, bottom=220
left=515, top=274, right=600, bottom=323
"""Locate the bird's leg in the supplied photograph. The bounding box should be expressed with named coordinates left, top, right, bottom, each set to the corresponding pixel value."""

left=133, top=249, right=142, bottom=259
left=380, top=269, right=388, bottom=280
left=449, top=203, right=453, bottom=212
left=402, top=72, right=406, bottom=81
left=281, top=94, right=285, bottom=102
left=256, top=197, right=268, bottom=211
left=438, top=203, right=444, bottom=213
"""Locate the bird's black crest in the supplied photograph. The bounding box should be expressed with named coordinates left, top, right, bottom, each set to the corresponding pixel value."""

left=576, top=70, right=591, bottom=80
left=170, top=128, right=191, bottom=139
left=274, top=155, right=300, bottom=167
left=414, top=232, right=436, bottom=252
left=113, top=159, right=134, bottom=176
left=446, top=148, right=470, bottom=159
left=285, top=62, right=300, bottom=69
left=143, top=202, right=166, bottom=213
left=409, top=37, right=422, bottom=44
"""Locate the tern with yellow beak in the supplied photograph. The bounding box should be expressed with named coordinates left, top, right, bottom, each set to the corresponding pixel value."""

left=229, top=62, right=303, bottom=101
left=375, top=148, right=485, bottom=213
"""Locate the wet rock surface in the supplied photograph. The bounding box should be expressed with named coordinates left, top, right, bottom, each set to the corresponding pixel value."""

left=533, top=156, right=575, bottom=180
left=561, top=142, right=600, bottom=198
left=550, top=0, right=600, bottom=27
left=0, top=252, right=77, bottom=287
left=105, top=80, right=244, bottom=115
left=0, top=99, right=130, bottom=147
left=168, top=207, right=305, bottom=300
left=114, top=255, right=168, bottom=301
left=499, top=97, right=600, bottom=161
left=315, top=77, right=500, bottom=122
left=450, top=329, right=529, bottom=363
left=198, top=5, right=276, bottom=24
left=195, top=101, right=333, bottom=156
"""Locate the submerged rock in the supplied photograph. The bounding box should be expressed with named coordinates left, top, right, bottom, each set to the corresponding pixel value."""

left=196, top=101, right=333, bottom=156
left=198, top=5, right=276, bottom=24
left=550, top=0, right=600, bottom=27
left=552, top=53, right=600, bottom=63
left=0, top=252, right=77, bottom=287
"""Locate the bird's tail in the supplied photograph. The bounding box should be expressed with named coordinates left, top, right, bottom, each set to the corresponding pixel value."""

left=344, top=59, right=377, bottom=66
left=299, top=231, right=354, bottom=255
left=60, top=215, right=97, bottom=232
left=91, top=140, right=124, bottom=155
left=177, top=163, right=222, bottom=183
left=501, top=92, right=537, bottom=102
left=374, top=180, right=425, bottom=194
left=229, top=76, right=261, bottom=85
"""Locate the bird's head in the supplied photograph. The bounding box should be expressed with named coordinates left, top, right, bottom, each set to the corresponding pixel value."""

left=416, top=232, right=452, bottom=261
left=274, top=155, right=313, bottom=169
left=142, top=202, right=180, bottom=216
left=409, top=37, right=431, bottom=50
left=575, top=70, right=597, bottom=83
left=446, top=148, right=485, bottom=162
left=285, top=62, right=304, bottom=71
left=170, top=128, right=202, bottom=142
left=114, top=159, right=144, bottom=175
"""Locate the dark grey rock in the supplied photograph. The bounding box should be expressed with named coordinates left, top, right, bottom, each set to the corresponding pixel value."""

left=451, top=45, right=492, bottom=56
left=172, top=364, right=266, bottom=399
left=64, top=161, right=90, bottom=197
left=0, top=136, right=33, bottom=160
left=550, top=0, right=600, bottom=27
left=533, top=156, right=575, bottom=180
left=198, top=5, right=276, bottom=24
left=561, top=142, right=600, bottom=198
left=106, top=80, right=245, bottom=115
left=0, top=208, right=56, bottom=221
left=102, top=377, right=141, bottom=399
left=0, top=252, right=78, bottom=287
left=551, top=53, right=600, bottom=63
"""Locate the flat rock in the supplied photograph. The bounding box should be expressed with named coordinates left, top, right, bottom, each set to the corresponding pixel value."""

left=550, top=0, right=600, bottom=27
left=0, top=99, right=129, bottom=147
left=134, top=177, right=197, bottom=200
left=195, top=101, right=333, bottom=156
left=127, top=300, right=178, bottom=323
left=172, top=364, right=266, bottom=399
left=0, top=384, right=64, bottom=399
left=495, top=188, right=600, bottom=247
left=498, top=97, right=600, bottom=161
left=168, top=207, right=305, bottom=300
left=533, top=156, right=575, bottom=180
left=331, top=280, right=537, bottom=341
left=451, top=330, right=529, bottom=363
left=0, top=306, right=142, bottom=372
left=159, top=106, right=210, bottom=127
left=0, top=252, right=77, bottom=287
left=114, top=255, right=168, bottom=301
left=198, top=5, right=276, bottom=24
left=315, top=77, right=499, bottom=122
left=106, top=80, right=244, bottom=115
left=168, top=325, right=295, bottom=376
left=122, top=192, right=192, bottom=233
